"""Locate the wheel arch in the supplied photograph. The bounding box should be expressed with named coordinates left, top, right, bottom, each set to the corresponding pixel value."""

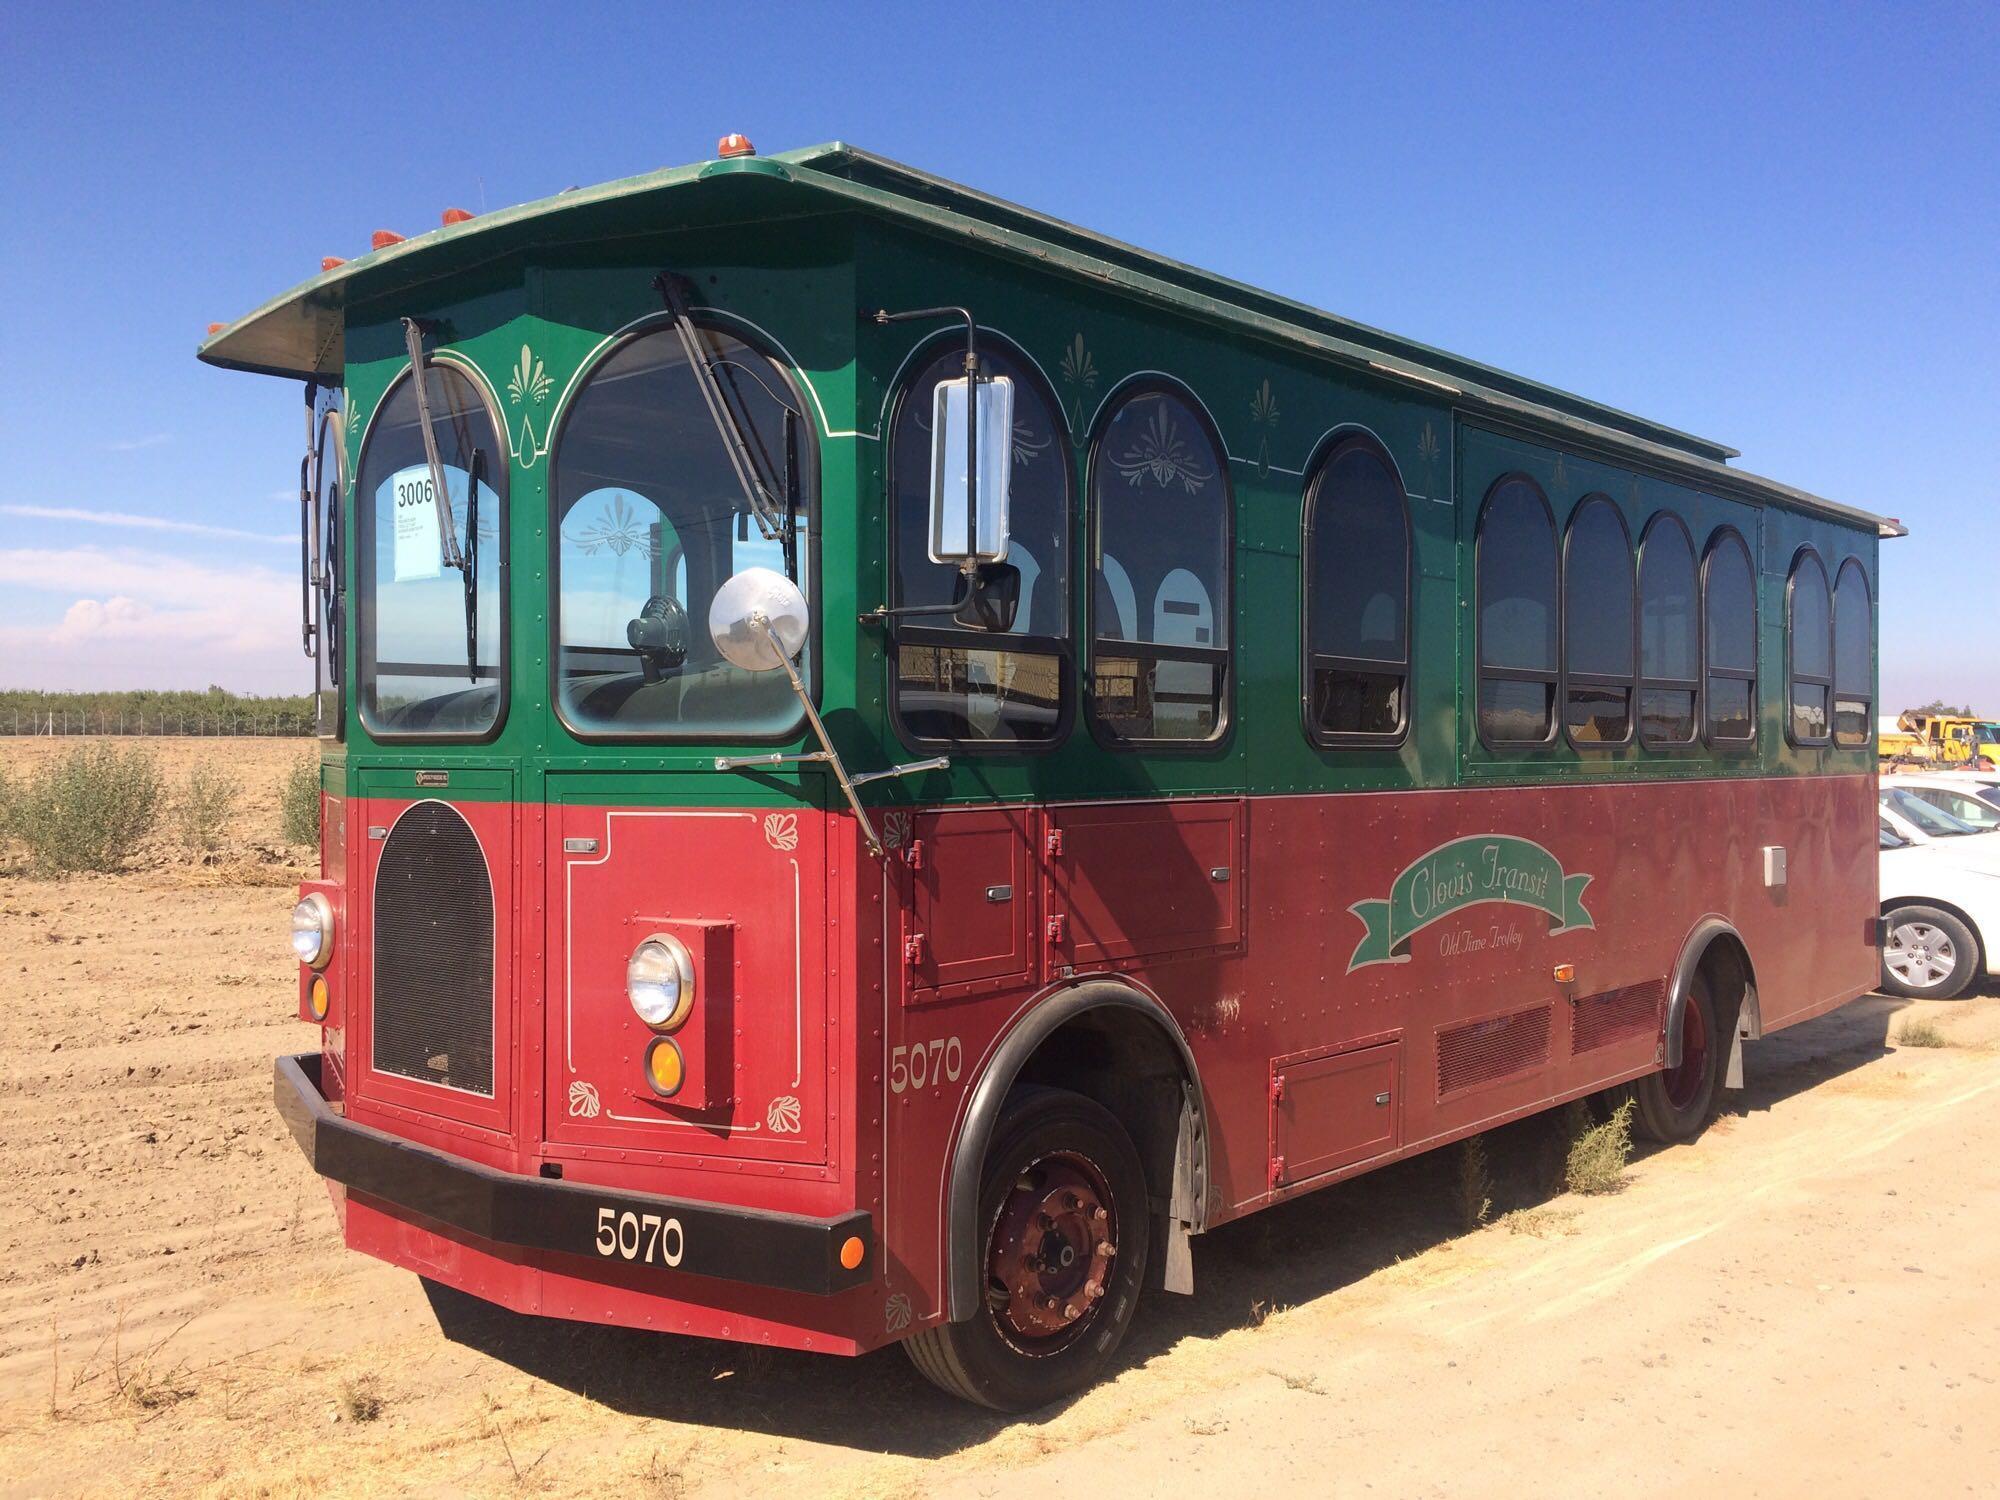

left=943, top=980, right=1210, bottom=1322
left=1666, top=917, right=1760, bottom=1067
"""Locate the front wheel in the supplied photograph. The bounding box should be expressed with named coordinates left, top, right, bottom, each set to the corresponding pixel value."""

left=1880, top=905, right=1978, bottom=1000
left=1630, top=973, right=1725, bottom=1144
left=904, top=1086, right=1149, bottom=1411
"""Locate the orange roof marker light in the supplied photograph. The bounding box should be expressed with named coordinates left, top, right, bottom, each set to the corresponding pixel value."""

left=207, top=322, right=225, bottom=335
left=321, top=256, right=346, bottom=272
left=717, top=133, right=756, bottom=158
left=371, top=229, right=405, bottom=251
left=441, top=207, right=475, bottom=226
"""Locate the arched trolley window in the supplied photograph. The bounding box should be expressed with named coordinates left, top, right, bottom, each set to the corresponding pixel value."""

left=1638, top=512, right=1700, bottom=747
left=1476, top=476, right=1559, bottom=747
left=888, top=336, right=1071, bottom=746
left=354, top=363, right=506, bottom=739
left=1088, top=383, right=1232, bottom=746
left=549, top=319, right=818, bottom=739
left=1702, top=527, right=1757, bottom=748
left=311, top=401, right=345, bottom=740
left=1562, top=495, right=1634, bottom=747
left=1786, top=548, right=1832, bottom=746
left=1833, top=558, right=1874, bottom=748
left=1302, top=435, right=1410, bottom=745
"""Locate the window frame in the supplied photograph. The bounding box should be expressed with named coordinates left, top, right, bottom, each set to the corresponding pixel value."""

left=543, top=311, right=823, bottom=745
left=311, top=404, right=347, bottom=743
left=1299, top=430, right=1413, bottom=750
left=1473, top=472, right=1562, bottom=752
left=353, top=355, right=511, bottom=745
left=1636, top=510, right=1702, bottom=750
left=1785, top=545, right=1833, bottom=748
left=1832, top=555, right=1874, bottom=750
left=1084, top=377, right=1235, bottom=753
left=1700, top=525, right=1758, bottom=751
left=884, top=329, right=1075, bottom=756
left=1559, top=492, right=1636, bottom=752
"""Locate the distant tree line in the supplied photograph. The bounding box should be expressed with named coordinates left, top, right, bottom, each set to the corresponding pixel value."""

left=0, top=687, right=316, bottom=736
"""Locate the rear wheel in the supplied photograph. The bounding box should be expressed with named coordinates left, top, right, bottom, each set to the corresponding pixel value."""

left=904, top=1086, right=1149, bottom=1411
left=1630, top=972, right=1725, bottom=1144
left=1880, top=905, right=1978, bottom=1000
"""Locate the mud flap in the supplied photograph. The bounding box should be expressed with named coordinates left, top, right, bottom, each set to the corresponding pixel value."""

left=1162, top=1084, right=1202, bottom=1295
left=1725, top=1023, right=1746, bottom=1091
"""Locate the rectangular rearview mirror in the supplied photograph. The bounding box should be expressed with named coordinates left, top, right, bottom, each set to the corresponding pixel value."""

left=928, top=374, right=1014, bottom=564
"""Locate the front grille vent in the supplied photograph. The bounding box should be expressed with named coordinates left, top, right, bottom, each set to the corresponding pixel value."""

left=372, top=801, right=494, bottom=1096
left=1570, top=979, right=1666, bottom=1056
left=1436, top=1006, right=1550, bottom=1099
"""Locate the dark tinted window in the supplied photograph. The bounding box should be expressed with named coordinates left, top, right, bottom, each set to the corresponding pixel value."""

left=1304, top=439, right=1409, bottom=742
left=1638, top=514, right=1698, bottom=745
left=552, top=323, right=815, bottom=738
left=1090, top=386, right=1230, bottom=744
left=1833, top=558, right=1873, bottom=747
left=890, top=340, right=1069, bottom=745
left=355, top=364, right=505, bottom=737
left=1788, top=549, right=1831, bottom=744
left=1703, top=529, right=1756, bottom=746
left=1562, top=496, right=1633, bottom=746
left=1477, top=477, right=1558, bottom=744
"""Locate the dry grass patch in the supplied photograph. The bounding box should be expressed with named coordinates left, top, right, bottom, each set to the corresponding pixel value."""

left=1897, top=1018, right=1952, bottom=1049
left=1564, top=1098, right=1634, bottom=1196
left=1453, top=1134, right=1493, bottom=1230
left=338, top=1375, right=385, bottom=1422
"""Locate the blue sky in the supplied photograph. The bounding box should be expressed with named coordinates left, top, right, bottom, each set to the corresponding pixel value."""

left=2, top=1, right=1993, bottom=707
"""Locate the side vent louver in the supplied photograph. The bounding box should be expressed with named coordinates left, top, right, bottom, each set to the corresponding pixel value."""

left=1570, top=979, right=1666, bottom=1056
left=1436, top=1006, right=1551, bottom=1099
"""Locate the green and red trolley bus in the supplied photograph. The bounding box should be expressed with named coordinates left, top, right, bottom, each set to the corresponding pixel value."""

left=202, top=137, right=1898, bottom=1410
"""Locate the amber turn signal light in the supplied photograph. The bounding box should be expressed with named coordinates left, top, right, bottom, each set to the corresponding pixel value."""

left=643, top=1037, right=685, bottom=1098
left=839, top=1236, right=866, bottom=1271
left=309, top=975, right=330, bottom=1021
left=1552, top=963, right=1576, bottom=984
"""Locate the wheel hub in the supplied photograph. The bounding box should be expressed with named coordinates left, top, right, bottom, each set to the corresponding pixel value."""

left=986, top=1153, right=1117, bottom=1349
left=1662, top=993, right=1710, bottom=1111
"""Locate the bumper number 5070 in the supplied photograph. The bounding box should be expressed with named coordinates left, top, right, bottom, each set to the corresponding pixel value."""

left=595, top=1207, right=684, bottom=1266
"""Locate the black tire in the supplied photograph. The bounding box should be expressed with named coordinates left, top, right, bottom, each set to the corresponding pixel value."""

left=1879, top=904, right=1979, bottom=1000
left=904, top=1085, right=1149, bottom=1411
left=1630, top=972, right=1725, bottom=1144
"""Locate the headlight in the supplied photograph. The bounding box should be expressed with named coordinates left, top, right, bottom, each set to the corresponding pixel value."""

left=627, top=935, right=695, bottom=1030
left=291, top=893, right=334, bottom=969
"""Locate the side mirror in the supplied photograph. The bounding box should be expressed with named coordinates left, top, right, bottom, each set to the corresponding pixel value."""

left=708, top=567, right=811, bottom=672
left=952, top=561, right=1021, bottom=633
left=928, top=374, right=1014, bottom=564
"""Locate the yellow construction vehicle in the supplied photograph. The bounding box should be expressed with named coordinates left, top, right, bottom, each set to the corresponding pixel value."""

left=1884, top=711, right=2000, bottom=767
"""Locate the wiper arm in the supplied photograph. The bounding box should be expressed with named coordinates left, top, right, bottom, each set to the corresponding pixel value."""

left=402, top=317, right=466, bottom=571
left=653, top=273, right=788, bottom=542
left=462, top=447, right=484, bottom=683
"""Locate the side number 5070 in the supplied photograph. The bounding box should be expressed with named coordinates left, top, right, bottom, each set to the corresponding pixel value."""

left=890, top=1035, right=963, bottom=1095
left=595, top=1206, right=685, bottom=1266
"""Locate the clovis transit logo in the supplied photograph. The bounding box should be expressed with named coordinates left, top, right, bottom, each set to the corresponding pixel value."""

left=1346, top=835, right=1594, bottom=973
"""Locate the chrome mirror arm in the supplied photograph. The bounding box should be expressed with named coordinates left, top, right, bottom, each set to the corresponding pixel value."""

left=751, top=614, right=886, bottom=859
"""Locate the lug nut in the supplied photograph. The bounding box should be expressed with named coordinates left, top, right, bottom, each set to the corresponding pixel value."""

left=1091, top=1205, right=1109, bottom=1222
left=1064, top=1302, right=1080, bottom=1319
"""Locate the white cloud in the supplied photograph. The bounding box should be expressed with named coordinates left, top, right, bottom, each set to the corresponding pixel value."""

left=0, top=545, right=305, bottom=692
left=0, top=503, right=290, bottom=546
left=104, top=432, right=173, bottom=452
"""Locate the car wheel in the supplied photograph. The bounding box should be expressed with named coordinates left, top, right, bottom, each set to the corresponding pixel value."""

left=1880, top=904, right=1978, bottom=999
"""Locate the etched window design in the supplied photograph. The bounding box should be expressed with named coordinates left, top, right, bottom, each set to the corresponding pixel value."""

left=1303, top=438, right=1410, bottom=744
left=355, top=364, right=505, bottom=738
left=1703, top=528, right=1757, bottom=747
left=1562, top=495, right=1634, bottom=747
left=1476, top=477, right=1559, bottom=746
left=889, top=338, right=1069, bottom=745
left=551, top=321, right=816, bottom=738
left=1638, top=513, right=1700, bottom=746
left=1787, top=548, right=1832, bottom=745
left=1832, top=558, right=1873, bottom=748
left=1089, top=385, right=1230, bottom=745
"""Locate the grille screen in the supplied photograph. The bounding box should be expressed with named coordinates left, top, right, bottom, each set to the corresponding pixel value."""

left=1436, top=1006, right=1551, bottom=1099
left=1571, top=979, right=1665, bottom=1055
left=372, top=802, right=494, bottom=1096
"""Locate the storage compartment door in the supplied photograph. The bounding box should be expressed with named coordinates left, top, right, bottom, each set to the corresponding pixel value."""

left=1272, top=1041, right=1401, bottom=1186
left=1049, top=798, right=1244, bottom=967
left=906, top=807, right=1037, bottom=1001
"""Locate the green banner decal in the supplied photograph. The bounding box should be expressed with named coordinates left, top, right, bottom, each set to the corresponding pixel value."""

left=1347, top=835, right=1593, bottom=972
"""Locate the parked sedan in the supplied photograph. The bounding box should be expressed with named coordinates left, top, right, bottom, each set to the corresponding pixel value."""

left=1879, top=772, right=2000, bottom=831
left=1878, top=818, right=2000, bottom=998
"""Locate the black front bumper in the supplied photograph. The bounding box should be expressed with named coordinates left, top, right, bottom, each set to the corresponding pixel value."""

left=274, top=1053, right=870, bottom=1298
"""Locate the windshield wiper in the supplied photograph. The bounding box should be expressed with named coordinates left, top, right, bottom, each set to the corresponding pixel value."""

left=653, top=273, right=790, bottom=543
left=402, top=317, right=467, bottom=571
left=462, top=447, right=484, bottom=683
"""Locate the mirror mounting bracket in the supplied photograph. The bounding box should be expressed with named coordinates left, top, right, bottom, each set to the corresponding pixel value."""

left=870, top=303, right=987, bottom=580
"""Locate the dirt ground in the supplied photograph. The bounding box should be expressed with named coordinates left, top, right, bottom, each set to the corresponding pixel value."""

left=2, top=740, right=1998, bottom=1498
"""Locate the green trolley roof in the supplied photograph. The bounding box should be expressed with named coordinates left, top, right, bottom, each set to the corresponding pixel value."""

left=197, top=142, right=1902, bottom=538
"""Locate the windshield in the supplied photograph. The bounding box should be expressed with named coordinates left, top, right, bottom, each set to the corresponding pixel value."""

left=355, top=364, right=505, bottom=737
left=1899, top=783, right=2000, bottom=831
left=1882, top=787, right=1985, bottom=837
left=552, top=323, right=814, bottom=738
left=1879, top=819, right=1909, bottom=850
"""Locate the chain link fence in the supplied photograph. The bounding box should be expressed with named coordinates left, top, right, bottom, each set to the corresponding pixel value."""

left=0, top=710, right=315, bottom=737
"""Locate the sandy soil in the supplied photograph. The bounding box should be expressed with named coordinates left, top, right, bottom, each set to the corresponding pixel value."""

left=2, top=742, right=1997, bottom=1497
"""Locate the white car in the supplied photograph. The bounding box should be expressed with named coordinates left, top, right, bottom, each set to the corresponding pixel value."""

left=1878, top=784, right=2000, bottom=871
left=1878, top=816, right=2000, bottom=998
left=1879, top=772, right=2000, bottom=832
